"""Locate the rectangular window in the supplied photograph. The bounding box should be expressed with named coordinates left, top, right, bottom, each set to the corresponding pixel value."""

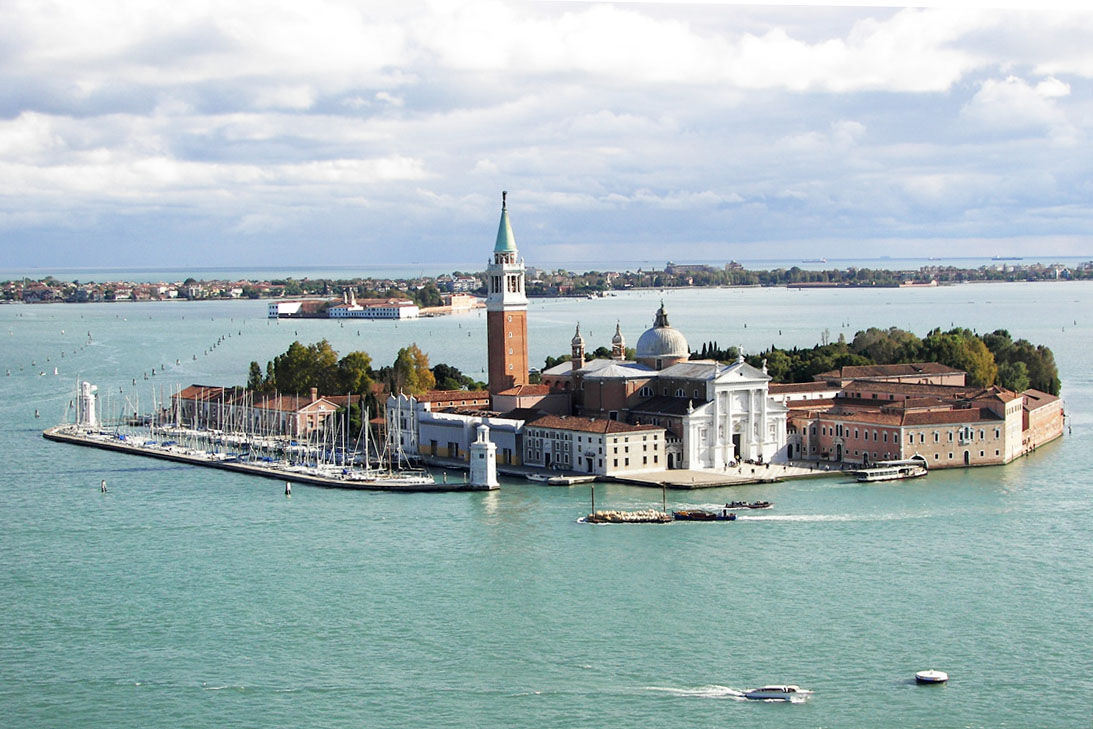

left=624, top=458, right=629, bottom=466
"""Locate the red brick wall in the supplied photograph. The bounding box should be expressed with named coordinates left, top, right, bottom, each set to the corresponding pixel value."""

left=488, top=309, right=528, bottom=395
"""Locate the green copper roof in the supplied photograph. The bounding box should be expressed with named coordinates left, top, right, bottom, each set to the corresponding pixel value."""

left=494, top=191, right=517, bottom=253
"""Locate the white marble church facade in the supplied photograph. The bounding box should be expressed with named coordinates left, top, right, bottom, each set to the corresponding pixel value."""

left=680, top=358, right=789, bottom=468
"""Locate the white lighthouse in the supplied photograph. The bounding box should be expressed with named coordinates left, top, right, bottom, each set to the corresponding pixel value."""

left=77, top=381, right=98, bottom=427
left=469, top=424, right=499, bottom=489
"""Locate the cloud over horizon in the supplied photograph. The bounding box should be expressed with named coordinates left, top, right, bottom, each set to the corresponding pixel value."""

left=1, top=1, right=1091, bottom=269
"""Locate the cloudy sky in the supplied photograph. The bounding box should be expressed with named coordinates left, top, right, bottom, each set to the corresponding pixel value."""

left=2, top=0, right=1091, bottom=269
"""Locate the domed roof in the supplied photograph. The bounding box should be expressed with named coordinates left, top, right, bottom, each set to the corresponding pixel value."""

left=636, top=304, right=689, bottom=360
left=571, top=323, right=584, bottom=346
left=611, top=321, right=625, bottom=345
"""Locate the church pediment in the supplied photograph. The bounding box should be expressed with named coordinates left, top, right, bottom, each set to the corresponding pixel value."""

left=713, top=360, right=771, bottom=385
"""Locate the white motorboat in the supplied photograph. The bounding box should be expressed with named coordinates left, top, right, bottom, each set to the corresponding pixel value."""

left=525, top=473, right=552, bottom=483
left=915, top=670, right=948, bottom=684
left=743, top=685, right=813, bottom=701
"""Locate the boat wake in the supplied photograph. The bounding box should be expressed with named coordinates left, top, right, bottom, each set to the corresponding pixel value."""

left=644, top=685, right=747, bottom=701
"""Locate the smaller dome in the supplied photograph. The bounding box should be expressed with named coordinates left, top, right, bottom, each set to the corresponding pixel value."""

left=571, top=323, right=584, bottom=347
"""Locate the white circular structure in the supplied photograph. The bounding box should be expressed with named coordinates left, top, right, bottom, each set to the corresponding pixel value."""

left=915, top=670, right=948, bottom=684
left=635, top=304, right=689, bottom=368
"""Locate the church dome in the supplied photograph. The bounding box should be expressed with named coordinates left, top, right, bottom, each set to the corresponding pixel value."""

left=636, top=304, right=689, bottom=362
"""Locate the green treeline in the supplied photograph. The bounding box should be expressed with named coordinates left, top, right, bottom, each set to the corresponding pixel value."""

left=693, top=327, right=1059, bottom=393
left=246, top=340, right=486, bottom=408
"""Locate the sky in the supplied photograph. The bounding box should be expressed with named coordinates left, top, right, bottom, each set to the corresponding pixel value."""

left=1, top=0, right=1091, bottom=269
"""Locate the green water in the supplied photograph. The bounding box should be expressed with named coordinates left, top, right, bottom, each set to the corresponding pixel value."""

left=1, top=284, right=1090, bottom=728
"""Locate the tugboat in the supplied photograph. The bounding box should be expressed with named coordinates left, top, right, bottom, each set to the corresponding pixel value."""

left=672, top=509, right=736, bottom=521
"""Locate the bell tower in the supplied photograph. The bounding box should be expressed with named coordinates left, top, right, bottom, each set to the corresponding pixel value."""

left=486, top=191, right=529, bottom=396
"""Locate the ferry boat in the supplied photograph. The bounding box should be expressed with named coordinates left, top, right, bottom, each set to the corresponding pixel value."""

left=743, top=685, right=813, bottom=701
left=855, top=456, right=928, bottom=483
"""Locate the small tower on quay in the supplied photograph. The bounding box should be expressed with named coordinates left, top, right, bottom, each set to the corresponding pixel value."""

left=77, top=381, right=98, bottom=427
left=469, top=424, right=499, bottom=489
left=611, top=321, right=626, bottom=360
left=486, top=191, right=529, bottom=397
left=571, top=323, right=585, bottom=372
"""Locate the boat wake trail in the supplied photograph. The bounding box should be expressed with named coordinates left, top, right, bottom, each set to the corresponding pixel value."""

left=644, top=685, right=747, bottom=700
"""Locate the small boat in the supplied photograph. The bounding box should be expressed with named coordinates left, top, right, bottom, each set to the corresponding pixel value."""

left=743, top=685, right=813, bottom=701
left=525, top=473, right=552, bottom=483
left=915, top=670, right=948, bottom=684
left=673, top=509, right=736, bottom=521
left=855, top=456, right=928, bottom=483
left=724, top=500, right=773, bottom=510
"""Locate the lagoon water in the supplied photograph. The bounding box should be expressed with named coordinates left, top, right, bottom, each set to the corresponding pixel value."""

left=1, top=283, right=1091, bottom=728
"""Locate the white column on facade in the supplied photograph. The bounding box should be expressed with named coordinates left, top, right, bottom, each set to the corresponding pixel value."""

left=725, top=388, right=734, bottom=462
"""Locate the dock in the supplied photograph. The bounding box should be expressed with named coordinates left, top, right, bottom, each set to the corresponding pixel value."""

left=42, top=426, right=494, bottom=493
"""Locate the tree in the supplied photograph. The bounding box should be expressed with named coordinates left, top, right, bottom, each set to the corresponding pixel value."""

left=392, top=344, right=435, bottom=395
left=920, top=328, right=997, bottom=388
left=997, top=361, right=1030, bottom=393
left=337, top=351, right=374, bottom=395
left=247, top=361, right=264, bottom=391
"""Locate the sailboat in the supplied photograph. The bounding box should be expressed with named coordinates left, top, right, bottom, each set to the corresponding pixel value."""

left=339, top=406, right=435, bottom=487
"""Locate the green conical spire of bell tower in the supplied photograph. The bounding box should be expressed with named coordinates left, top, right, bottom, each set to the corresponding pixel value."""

left=494, top=190, right=518, bottom=254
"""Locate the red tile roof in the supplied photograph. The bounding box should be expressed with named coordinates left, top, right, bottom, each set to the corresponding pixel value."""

left=494, top=384, right=552, bottom=397
left=1022, top=388, right=1060, bottom=411
left=816, top=362, right=963, bottom=380
left=416, top=390, right=491, bottom=403
left=526, top=414, right=662, bottom=435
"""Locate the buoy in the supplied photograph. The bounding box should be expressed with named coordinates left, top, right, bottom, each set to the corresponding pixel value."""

left=34, top=409, right=40, bottom=418
left=285, top=482, right=292, bottom=496
left=915, top=670, right=948, bottom=684
left=101, top=480, right=107, bottom=493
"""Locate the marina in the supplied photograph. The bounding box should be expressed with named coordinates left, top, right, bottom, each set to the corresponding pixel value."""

left=42, top=425, right=484, bottom=492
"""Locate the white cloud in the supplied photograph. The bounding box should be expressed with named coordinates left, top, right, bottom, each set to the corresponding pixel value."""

left=960, top=75, right=1075, bottom=139
left=0, top=1, right=1091, bottom=265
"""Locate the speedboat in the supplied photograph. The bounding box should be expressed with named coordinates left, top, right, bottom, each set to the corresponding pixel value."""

left=743, top=685, right=813, bottom=701
left=525, top=473, right=552, bottom=483
left=915, top=670, right=948, bottom=684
